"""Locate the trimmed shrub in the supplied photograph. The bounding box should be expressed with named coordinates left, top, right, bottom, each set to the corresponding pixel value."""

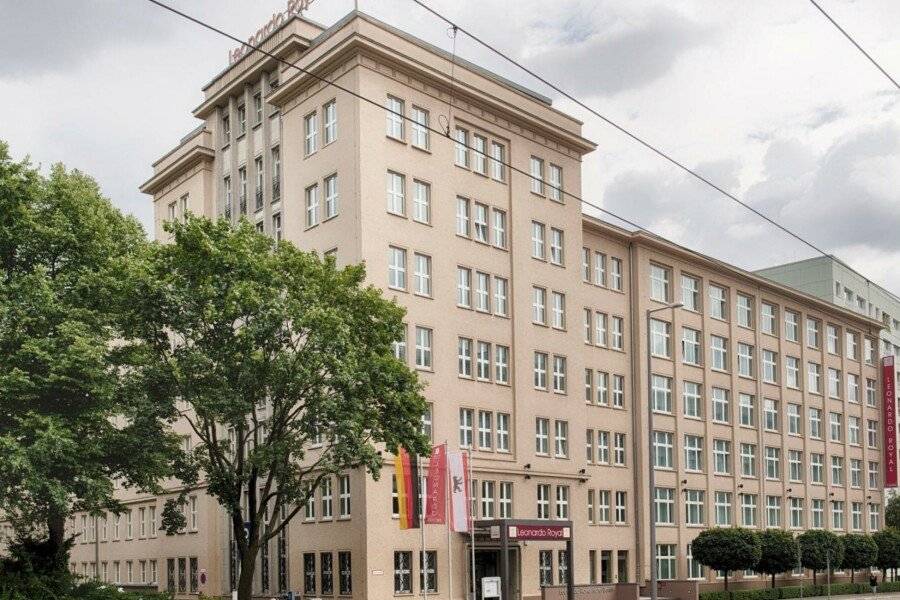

left=699, top=591, right=731, bottom=600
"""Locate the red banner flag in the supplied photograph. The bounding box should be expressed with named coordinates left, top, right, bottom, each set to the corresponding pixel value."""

left=425, top=444, right=447, bottom=524
left=394, top=448, right=420, bottom=529
left=884, top=356, right=897, bottom=488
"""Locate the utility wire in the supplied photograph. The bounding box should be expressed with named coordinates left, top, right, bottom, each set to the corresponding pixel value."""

left=808, top=0, right=900, bottom=91
left=144, top=0, right=652, bottom=234
left=409, top=0, right=834, bottom=259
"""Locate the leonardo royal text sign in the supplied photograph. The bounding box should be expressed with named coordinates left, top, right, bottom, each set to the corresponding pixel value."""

left=229, top=0, right=316, bottom=64
left=884, top=355, right=897, bottom=487
left=508, top=525, right=571, bottom=541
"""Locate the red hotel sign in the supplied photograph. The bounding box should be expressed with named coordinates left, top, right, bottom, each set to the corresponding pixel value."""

left=508, top=525, right=571, bottom=541
left=884, top=356, right=897, bottom=488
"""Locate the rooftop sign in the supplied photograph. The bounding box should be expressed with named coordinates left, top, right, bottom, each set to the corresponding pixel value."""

left=229, top=0, right=316, bottom=65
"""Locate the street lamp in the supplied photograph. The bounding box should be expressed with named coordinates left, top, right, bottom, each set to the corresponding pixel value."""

left=647, top=302, right=683, bottom=600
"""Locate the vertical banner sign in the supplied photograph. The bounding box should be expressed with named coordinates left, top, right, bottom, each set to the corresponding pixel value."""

left=425, top=444, right=447, bottom=524
left=884, top=356, right=897, bottom=488
left=395, top=448, right=421, bottom=529
left=448, top=451, right=470, bottom=532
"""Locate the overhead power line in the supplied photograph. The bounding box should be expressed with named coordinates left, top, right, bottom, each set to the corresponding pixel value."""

left=144, top=0, right=653, bottom=234
left=409, top=0, right=834, bottom=260
left=808, top=0, right=900, bottom=91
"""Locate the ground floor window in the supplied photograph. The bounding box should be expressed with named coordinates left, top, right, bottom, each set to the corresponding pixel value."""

left=601, top=550, right=613, bottom=583
left=617, top=551, right=629, bottom=583
left=539, top=550, right=553, bottom=586
left=321, top=552, right=333, bottom=595
left=277, top=530, right=288, bottom=592
left=303, top=553, right=316, bottom=594
left=420, top=550, right=437, bottom=593
left=339, top=551, right=352, bottom=595
left=394, top=551, right=412, bottom=594
left=166, top=559, right=175, bottom=593
left=189, top=557, right=198, bottom=593
left=656, top=545, right=676, bottom=581
left=558, top=550, right=568, bottom=584
left=686, top=544, right=704, bottom=580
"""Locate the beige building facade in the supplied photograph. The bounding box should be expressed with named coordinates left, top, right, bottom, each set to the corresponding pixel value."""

left=62, top=8, right=889, bottom=600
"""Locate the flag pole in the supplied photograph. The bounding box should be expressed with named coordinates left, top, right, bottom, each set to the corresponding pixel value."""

left=420, top=452, right=427, bottom=600
left=468, top=448, right=475, bottom=600
left=445, top=442, right=453, bottom=600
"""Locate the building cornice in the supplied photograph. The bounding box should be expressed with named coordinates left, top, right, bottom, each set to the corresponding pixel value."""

left=140, top=140, right=215, bottom=196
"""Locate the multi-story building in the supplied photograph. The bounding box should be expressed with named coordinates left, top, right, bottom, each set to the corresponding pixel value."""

left=757, top=256, right=900, bottom=500
left=62, top=7, right=889, bottom=600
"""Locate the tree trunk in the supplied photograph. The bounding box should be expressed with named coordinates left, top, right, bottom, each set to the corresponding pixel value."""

left=45, top=510, right=68, bottom=575
left=813, top=569, right=817, bottom=585
left=772, top=573, right=776, bottom=588
left=724, top=571, right=729, bottom=591
left=851, top=569, right=855, bottom=583
left=237, top=549, right=258, bottom=600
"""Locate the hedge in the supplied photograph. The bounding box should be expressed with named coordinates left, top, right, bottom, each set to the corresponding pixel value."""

left=699, top=581, right=885, bottom=600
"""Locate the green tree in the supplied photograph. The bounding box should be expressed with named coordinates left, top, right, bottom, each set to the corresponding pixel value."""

left=874, top=529, right=900, bottom=582
left=756, top=529, right=799, bottom=588
left=691, top=528, right=761, bottom=590
left=842, top=534, right=878, bottom=582
left=0, top=142, right=182, bottom=571
left=117, top=216, right=430, bottom=600
left=799, top=530, right=844, bottom=585
left=886, top=496, right=900, bottom=529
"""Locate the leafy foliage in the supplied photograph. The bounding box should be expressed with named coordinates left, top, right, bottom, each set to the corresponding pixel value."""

left=691, top=527, right=761, bottom=589
left=842, top=533, right=878, bottom=580
left=116, top=216, right=430, bottom=599
left=873, top=528, right=900, bottom=572
left=0, top=141, right=182, bottom=560
left=799, top=529, right=844, bottom=583
left=756, top=529, right=799, bottom=587
left=886, top=496, right=900, bottom=530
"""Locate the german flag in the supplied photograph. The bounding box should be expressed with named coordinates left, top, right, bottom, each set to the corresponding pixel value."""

left=395, top=447, right=420, bottom=529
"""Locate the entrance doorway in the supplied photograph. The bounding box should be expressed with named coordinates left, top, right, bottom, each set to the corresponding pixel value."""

left=469, top=547, right=520, bottom=600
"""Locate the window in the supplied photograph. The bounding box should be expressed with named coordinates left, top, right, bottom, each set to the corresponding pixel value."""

left=868, top=420, right=878, bottom=448
left=338, top=552, right=352, bottom=595
left=869, top=461, right=880, bottom=488
left=765, top=447, right=780, bottom=480
left=846, top=331, right=859, bottom=360
left=806, top=318, right=820, bottom=348
left=709, top=285, right=727, bottom=319
left=548, top=164, right=563, bottom=202
left=611, top=317, right=624, bottom=350
left=686, top=544, right=705, bottom=579
left=850, top=459, right=862, bottom=487
left=807, top=362, right=821, bottom=394
left=715, top=491, right=733, bottom=525
left=737, top=343, right=755, bottom=377
left=481, top=480, right=495, bottom=516
left=494, top=277, right=509, bottom=316
left=581, top=249, right=591, bottom=283
left=832, top=501, right=845, bottom=530
left=766, top=496, right=781, bottom=528
left=531, top=221, right=545, bottom=259
left=682, top=275, right=700, bottom=311
left=811, top=499, right=825, bottom=528
left=254, top=93, right=263, bottom=125
left=499, top=482, right=513, bottom=517
left=790, top=498, right=804, bottom=528
left=497, top=413, right=510, bottom=452
left=596, top=431, right=610, bottom=464
left=457, top=197, right=471, bottom=236
left=539, top=550, right=553, bottom=586
left=828, top=368, right=841, bottom=398
left=495, top=347, right=510, bottom=385
left=535, top=418, right=549, bottom=455
left=651, top=375, right=672, bottom=413
left=737, top=294, right=753, bottom=327
left=412, top=180, right=430, bottom=224
left=650, top=264, right=670, bottom=302
left=787, top=403, right=801, bottom=435
left=530, top=156, right=544, bottom=194
left=552, top=356, right=567, bottom=393
left=740, top=443, right=757, bottom=477
left=650, top=320, right=671, bottom=358
left=684, top=435, right=703, bottom=472
left=713, top=439, right=731, bottom=474
left=490, top=142, right=505, bottom=181
left=457, top=267, right=472, bottom=308
left=493, top=209, right=508, bottom=249
left=712, top=388, right=730, bottom=423
left=849, top=416, right=861, bottom=445
left=764, top=399, right=779, bottom=431
left=555, top=485, right=570, bottom=519
left=532, top=287, right=546, bottom=324
left=685, top=490, right=705, bottom=525
left=551, top=292, right=566, bottom=329
left=554, top=421, right=568, bottom=458
left=614, top=433, right=627, bottom=465
left=393, top=551, right=412, bottom=594
left=537, top=484, right=550, bottom=519
left=682, top=328, right=701, bottom=365
left=388, top=246, right=406, bottom=290
left=411, top=106, right=429, bottom=149
left=656, top=545, right=676, bottom=581
left=596, top=490, right=611, bottom=523
left=612, top=375, right=625, bottom=408
left=304, top=112, right=318, bottom=155
left=739, top=393, right=756, bottom=427
left=473, top=203, right=489, bottom=243
left=472, top=134, right=488, bottom=175
left=761, top=302, right=777, bottom=334
left=386, top=171, right=405, bottom=215
left=867, top=379, right=877, bottom=406
left=458, top=408, right=473, bottom=448
left=339, top=475, right=351, bottom=517
left=785, top=356, right=800, bottom=389
left=829, top=412, right=843, bottom=442
left=711, top=335, right=728, bottom=371
left=652, top=431, right=673, bottom=469
left=304, top=184, right=320, bottom=227
left=809, top=408, right=822, bottom=439
left=549, top=228, right=564, bottom=265
left=322, top=99, right=337, bottom=144
left=827, top=324, right=840, bottom=354
left=455, top=127, right=469, bottom=167
left=615, top=491, right=627, bottom=523
left=321, top=478, right=333, bottom=519
left=475, top=272, right=490, bottom=312
left=810, top=453, right=824, bottom=484
left=458, top=338, right=472, bottom=378
left=847, top=374, right=860, bottom=403
left=385, top=96, right=404, bottom=139
left=870, top=504, right=881, bottom=531
left=762, top=350, right=777, bottom=383
left=594, top=252, right=607, bottom=286
left=414, top=327, right=432, bottom=369
left=533, top=352, right=548, bottom=389
left=831, top=456, right=845, bottom=485
left=741, top=493, right=758, bottom=527
left=413, top=253, right=432, bottom=297
left=785, top=310, right=799, bottom=341
left=610, top=258, right=623, bottom=291
left=683, top=381, right=702, bottom=418
left=654, top=488, right=675, bottom=525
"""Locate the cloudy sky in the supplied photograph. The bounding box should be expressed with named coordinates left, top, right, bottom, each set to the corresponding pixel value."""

left=2, top=0, right=899, bottom=291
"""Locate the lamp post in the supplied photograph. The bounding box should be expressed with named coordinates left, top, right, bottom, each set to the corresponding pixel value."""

left=647, top=302, right=682, bottom=600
